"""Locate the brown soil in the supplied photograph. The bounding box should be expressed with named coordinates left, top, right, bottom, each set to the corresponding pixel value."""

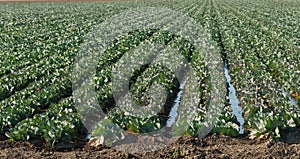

left=1, top=130, right=300, bottom=159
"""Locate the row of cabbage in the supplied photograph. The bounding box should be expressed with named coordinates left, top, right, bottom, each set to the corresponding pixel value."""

left=177, top=0, right=299, bottom=138
left=221, top=0, right=300, bottom=97
left=211, top=0, right=300, bottom=138
left=0, top=2, right=128, bottom=145
left=179, top=0, right=240, bottom=136
left=85, top=1, right=240, bottom=145
left=1, top=0, right=297, bottom=146
left=85, top=25, right=238, bottom=144
left=0, top=0, right=240, bottom=146
left=0, top=1, right=177, bottom=146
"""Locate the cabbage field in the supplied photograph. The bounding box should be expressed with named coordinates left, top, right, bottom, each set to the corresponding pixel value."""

left=0, top=0, right=299, bottom=147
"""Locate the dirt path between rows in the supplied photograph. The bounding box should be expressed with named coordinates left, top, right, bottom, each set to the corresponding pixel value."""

left=1, top=132, right=300, bottom=159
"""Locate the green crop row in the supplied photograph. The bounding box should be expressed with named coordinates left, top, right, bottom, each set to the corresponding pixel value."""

left=213, top=0, right=300, bottom=138
left=0, top=0, right=298, bottom=147
left=6, top=97, right=84, bottom=146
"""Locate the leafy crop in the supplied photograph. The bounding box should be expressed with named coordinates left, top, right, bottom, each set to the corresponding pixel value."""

left=0, top=0, right=299, bottom=147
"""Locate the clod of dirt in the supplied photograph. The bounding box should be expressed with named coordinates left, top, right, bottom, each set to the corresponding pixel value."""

left=1, top=134, right=300, bottom=158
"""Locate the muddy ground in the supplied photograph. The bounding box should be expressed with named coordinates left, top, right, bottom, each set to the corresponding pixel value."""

left=1, top=130, right=300, bottom=159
